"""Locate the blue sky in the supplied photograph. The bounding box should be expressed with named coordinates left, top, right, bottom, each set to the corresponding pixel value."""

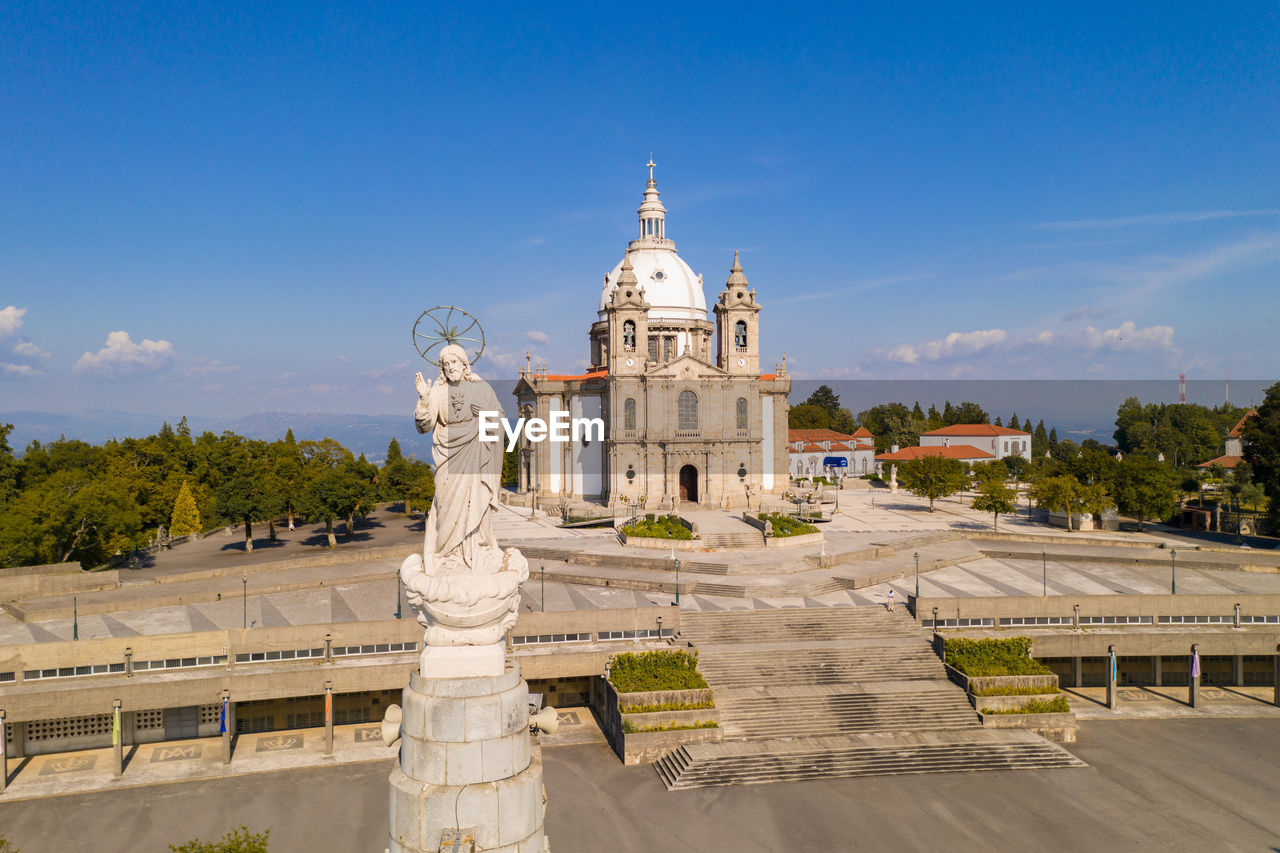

left=2, top=2, right=1278, bottom=417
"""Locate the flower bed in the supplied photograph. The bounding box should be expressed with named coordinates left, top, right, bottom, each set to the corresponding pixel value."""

left=619, top=514, right=693, bottom=540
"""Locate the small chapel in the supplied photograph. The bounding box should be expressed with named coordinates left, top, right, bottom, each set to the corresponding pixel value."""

left=512, top=164, right=791, bottom=509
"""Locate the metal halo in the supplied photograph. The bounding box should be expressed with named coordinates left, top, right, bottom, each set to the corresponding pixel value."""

left=411, top=306, right=486, bottom=367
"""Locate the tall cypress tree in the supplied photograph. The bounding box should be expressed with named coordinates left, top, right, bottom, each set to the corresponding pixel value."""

left=169, top=481, right=202, bottom=538
left=1009, top=413, right=1021, bottom=431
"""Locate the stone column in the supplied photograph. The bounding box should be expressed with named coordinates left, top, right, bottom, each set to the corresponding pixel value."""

left=221, top=691, right=233, bottom=765
left=1189, top=644, right=1201, bottom=709
left=388, top=665, right=547, bottom=852
left=1106, top=646, right=1117, bottom=710
left=1233, top=655, right=1243, bottom=687
left=1071, top=656, right=1081, bottom=689
left=112, top=700, right=123, bottom=778
left=325, top=681, right=334, bottom=755
left=1274, top=646, right=1280, bottom=708
left=0, top=709, right=7, bottom=793
left=1153, top=655, right=1162, bottom=687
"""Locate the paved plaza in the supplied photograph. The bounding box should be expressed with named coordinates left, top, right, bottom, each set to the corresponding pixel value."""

left=2, top=719, right=1278, bottom=852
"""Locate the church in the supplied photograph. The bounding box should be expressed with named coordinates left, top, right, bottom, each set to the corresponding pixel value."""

left=512, top=165, right=791, bottom=509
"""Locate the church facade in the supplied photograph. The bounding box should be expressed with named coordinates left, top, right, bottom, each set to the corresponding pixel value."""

left=512, top=167, right=791, bottom=509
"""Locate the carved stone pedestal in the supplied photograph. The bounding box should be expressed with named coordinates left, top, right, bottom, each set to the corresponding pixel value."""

left=388, top=665, right=548, bottom=853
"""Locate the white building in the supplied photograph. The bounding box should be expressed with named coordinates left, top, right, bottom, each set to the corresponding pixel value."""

left=788, top=427, right=876, bottom=479
left=919, top=424, right=1032, bottom=462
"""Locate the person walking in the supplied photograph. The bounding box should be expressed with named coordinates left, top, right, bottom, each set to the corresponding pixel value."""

left=886, top=588, right=895, bottom=612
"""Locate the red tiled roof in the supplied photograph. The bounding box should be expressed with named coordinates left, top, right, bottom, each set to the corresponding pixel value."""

left=1228, top=410, right=1258, bottom=438
left=875, top=444, right=995, bottom=462
left=851, top=426, right=873, bottom=438
left=790, top=440, right=875, bottom=453
left=789, top=428, right=853, bottom=441
left=539, top=370, right=608, bottom=381
left=759, top=373, right=777, bottom=380
left=1197, top=454, right=1243, bottom=469
left=920, top=424, right=1030, bottom=437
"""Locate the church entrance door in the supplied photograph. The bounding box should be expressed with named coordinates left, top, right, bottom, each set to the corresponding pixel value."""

left=679, top=465, right=699, bottom=503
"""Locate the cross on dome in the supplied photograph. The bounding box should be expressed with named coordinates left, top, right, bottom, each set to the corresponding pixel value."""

left=646, top=156, right=657, bottom=185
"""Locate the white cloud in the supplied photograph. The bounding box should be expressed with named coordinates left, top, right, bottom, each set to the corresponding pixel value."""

left=1037, top=321, right=1177, bottom=355
left=182, top=358, right=238, bottom=376
left=1, top=362, right=42, bottom=376
left=872, top=328, right=1008, bottom=365
left=0, top=306, right=26, bottom=337
left=525, top=330, right=550, bottom=343
left=74, top=331, right=175, bottom=374
left=1030, top=209, right=1280, bottom=231
left=13, top=340, right=50, bottom=358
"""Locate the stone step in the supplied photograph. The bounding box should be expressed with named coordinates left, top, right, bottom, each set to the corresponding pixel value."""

left=655, top=731, right=1085, bottom=790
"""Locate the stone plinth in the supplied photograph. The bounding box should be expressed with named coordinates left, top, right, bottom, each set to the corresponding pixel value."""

left=388, top=665, right=548, bottom=853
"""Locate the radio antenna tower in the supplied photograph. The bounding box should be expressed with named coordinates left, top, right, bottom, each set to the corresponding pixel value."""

left=1178, top=372, right=1186, bottom=404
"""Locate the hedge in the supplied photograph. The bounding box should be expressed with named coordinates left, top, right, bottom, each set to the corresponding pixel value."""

left=610, top=650, right=708, bottom=693
left=758, top=512, right=819, bottom=537
left=945, top=637, right=1050, bottom=677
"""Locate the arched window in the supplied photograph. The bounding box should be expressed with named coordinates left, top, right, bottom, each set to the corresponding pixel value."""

left=677, top=391, right=698, bottom=431
left=623, top=320, right=636, bottom=351
left=736, top=397, right=748, bottom=431
left=624, top=397, right=636, bottom=431
left=734, top=320, right=747, bottom=350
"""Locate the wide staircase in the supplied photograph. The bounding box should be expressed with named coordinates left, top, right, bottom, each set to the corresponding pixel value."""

left=654, top=607, right=1084, bottom=789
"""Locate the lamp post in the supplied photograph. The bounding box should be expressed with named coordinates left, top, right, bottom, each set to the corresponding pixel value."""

left=674, top=557, right=681, bottom=606
left=242, top=575, right=248, bottom=629
left=1042, top=547, right=1047, bottom=597
left=913, top=552, right=920, bottom=601
left=1170, top=549, right=1177, bottom=595
left=73, top=595, right=79, bottom=640
left=395, top=575, right=402, bottom=619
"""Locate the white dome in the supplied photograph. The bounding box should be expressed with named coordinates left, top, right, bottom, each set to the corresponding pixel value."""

left=599, top=248, right=706, bottom=321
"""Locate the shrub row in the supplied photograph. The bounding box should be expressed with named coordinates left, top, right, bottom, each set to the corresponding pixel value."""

left=619, top=698, right=716, bottom=714
left=945, top=637, right=1051, bottom=677
left=971, top=684, right=1060, bottom=697
left=622, top=719, right=719, bottom=733
left=610, top=650, right=709, bottom=693
left=981, top=697, right=1071, bottom=715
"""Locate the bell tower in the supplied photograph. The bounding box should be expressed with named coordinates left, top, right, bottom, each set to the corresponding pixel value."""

left=714, top=251, right=760, bottom=375
left=605, top=253, right=650, bottom=375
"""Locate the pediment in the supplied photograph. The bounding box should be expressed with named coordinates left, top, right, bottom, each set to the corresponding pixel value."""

left=645, top=354, right=726, bottom=380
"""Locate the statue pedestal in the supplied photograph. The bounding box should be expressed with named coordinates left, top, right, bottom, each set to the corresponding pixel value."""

left=419, top=642, right=505, bottom=679
left=388, top=665, right=548, bottom=853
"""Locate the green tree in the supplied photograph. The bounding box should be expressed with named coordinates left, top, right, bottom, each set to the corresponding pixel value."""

left=1243, top=382, right=1280, bottom=531
left=170, top=825, right=270, bottom=853
left=405, top=460, right=436, bottom=516
left=1048, top=427, right=1059, bottom=456
left=1111, top=455, right=1177, bottom=531
left=897, top=455, right=968, bottom=511
left=788, top=403, right=833, bottom=430
left=214, top=450, right=277, bottom=553
left=926, top=404, right=943, bottom=430
left=1033, top=421, right=1049, bottom=457
left=804, top=384, right=841, bottom=416
left=0, top=422, right=19, bottom=508
left=297, top=464, right=375, bottom=548
left=944, top=401, right=989, bottom=426
left=169, top=480, right=202, bottom=538
left=972, top=479, right=1017, bottom=532
left=858, top=403, right=927, bottom=452
left=1008, top=413, right=1021, bottom=431
left=1031, top=475, right=1080, bottom=531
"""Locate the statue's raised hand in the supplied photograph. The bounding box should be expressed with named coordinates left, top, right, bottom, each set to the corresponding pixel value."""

left=414, top=371, right=432, bottom=399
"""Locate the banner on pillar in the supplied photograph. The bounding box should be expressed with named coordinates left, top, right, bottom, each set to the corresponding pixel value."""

left=219, top=698, right=227, bottom=734
left=325, top=691, right=332, bottom=723
left=1191, top=650, right=1201, bottom=678
left=112, top=707, right=120, bottom=747
left=1110, top=653, right=1116, bottom=682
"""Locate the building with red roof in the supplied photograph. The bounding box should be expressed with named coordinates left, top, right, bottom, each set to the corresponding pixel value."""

left=1197, top=410, right=1257, bottom=470
left=919, top=423, right=1032, bottom=462
left=788, top=427, right=876, bottom=478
